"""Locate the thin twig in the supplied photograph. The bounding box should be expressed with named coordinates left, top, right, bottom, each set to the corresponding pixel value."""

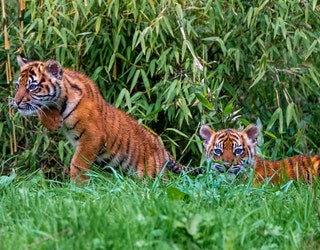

left=176, top=16, right=203, bottom=72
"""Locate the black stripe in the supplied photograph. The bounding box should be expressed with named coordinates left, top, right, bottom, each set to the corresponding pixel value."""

left=98, top=98, right=104, bottom=113
left=73, top=165, right=81, bottom=172
left=314, top=155, right=320, bottom=176
left=74, top=129, right=86, bottom=141
left=45, top=84, right=50, bottom=94
left=49, top=81, right=60, bottom=101
left=95, top=157, right=112, bottom=166
left=64, top=76, right=82, bottom=96
left=288, top=157, right=294, bottom=169
left=96, top=89, right=101, bottom=105
left=85, top=84, right=93, bottom=99
left=35, top=94, right=54, bottom=98
left=114, top=137, right=123, bottom=162
left=108, top=112, right=119, bottom=151
left=63, top=98, right=82, bottom=120
left=97, top=145, right=106, bottom=156
left=167, top=156, right=178, bottom=173
left=153, top=154, right=159, bottom=174
left=158, top=146, right=165, bottom=167
left=38, top=77, right=46, bottom=85
left=125, top=129, right=131, bottom=161
left=60, top=96, right=68, bottom=115
left=70, top=82, right=82, bottom=94
left=66, top=120, right=80, bottom=130
left=217, top=134, right=226, bottom=141
left=130, top=135, right=140, bottom=168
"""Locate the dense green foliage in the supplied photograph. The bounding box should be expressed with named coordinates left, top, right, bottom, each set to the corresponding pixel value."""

left=1, top=172, right=320, bottom=249
left=1, top=0, right=320, bottom=175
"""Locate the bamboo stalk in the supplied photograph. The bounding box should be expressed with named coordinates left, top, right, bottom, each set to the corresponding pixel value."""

left=3, top=0, right=18, bottom=154
left=13, top=117, right=17, bottom=153
left=10, top=135, right=13, bottom=155
left=19, top=0, right=26, bottom=18
left=4, top=24, right=10, bottom=50
left=20, top=20, right=24, bottom=39
left=9, top=105, right=17, bottom=154
left=7, top=53, right=12, bottom=82
left=1, top=0, right=5, bottom=19
left=19, top=0, right=25, bottom=45
left=17, top=0, right=23, bottom=40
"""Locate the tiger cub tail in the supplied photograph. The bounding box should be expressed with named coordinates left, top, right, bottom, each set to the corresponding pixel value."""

left=166, top=155, right=204, bottom=175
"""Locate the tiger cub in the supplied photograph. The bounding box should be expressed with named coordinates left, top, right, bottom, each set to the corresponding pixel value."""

left=12, top=56, right=200, bottom=181
left=200, top=124, right=320, bottom=183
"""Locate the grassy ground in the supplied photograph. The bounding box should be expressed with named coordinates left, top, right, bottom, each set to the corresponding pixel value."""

left=1, top=170, right=320, bottom=250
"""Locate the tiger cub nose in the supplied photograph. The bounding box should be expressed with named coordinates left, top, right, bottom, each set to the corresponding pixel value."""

left=13, top=98, right=23, bottom=108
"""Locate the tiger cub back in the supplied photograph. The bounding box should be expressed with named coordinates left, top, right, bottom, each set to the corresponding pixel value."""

left=200, top=124, right=320, bottom=183
left=13, top=56, right=199, bottom=181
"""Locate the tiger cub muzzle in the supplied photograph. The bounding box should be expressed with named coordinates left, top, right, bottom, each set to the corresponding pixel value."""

left=210, top=161, right=247, bottom=175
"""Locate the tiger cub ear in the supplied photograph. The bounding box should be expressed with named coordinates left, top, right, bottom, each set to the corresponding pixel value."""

left=17, top=55, right=30, bottom=69
left=200, top=125, right=214, bottom=148
left=45, top=60, right=63, bottom=80
left=244, top=124, right=260, bottom=146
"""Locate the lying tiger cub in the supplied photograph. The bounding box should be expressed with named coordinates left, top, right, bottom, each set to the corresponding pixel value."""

left=200, top=124, right=320, bottom=183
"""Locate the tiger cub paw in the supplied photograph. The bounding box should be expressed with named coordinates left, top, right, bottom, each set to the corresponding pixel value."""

left=38, top=108, right=62, bottom=131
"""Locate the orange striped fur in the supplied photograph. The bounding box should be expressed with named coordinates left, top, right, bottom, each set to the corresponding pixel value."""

left=200, top=124, right=320, bottom=183
left=13, top=56, right=199, bottom=181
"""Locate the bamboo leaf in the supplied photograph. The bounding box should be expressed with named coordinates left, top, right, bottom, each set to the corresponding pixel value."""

left=267, top=108, right=283, bottom=133
left=165, top=128, right=188, bottom=138
left=286, top=37, right=292, bottom=58
left=286, top=102, right=297, bottom=127
left=233, top=49, right=240, bottom=72
left=148, top=59, right=156, bottom=77
left=246, top=7, right=254, bottom=28
left=309, top=66, right=320, bottom=86
left=175, top=4, right=183, bottom=20
left=165, top=81, right=177, bottom=104
left=222, top=102, right=233, bottom=116
left=141, top=69, right=150, bottom=98
left=203, top=36, right=227, bottom=55
left=250, top=71, right=265, bottom=89
left=305, top=40, right=318, bottom=60
left=95, top=16, right=101, bottom=35
left=130, top=69, right=141, bottom=93
left=115, top=88, right=129, bottom=108
left=195, top=93, right=213, bottom=110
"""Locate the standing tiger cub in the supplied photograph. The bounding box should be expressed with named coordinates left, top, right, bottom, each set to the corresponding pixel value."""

left=200, top=124, right=320, bottom=183
left=12, top=56, right=198, bottom=181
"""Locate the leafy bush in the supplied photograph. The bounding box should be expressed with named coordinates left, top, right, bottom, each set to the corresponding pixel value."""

left=1, top=0, right=320, bottom=178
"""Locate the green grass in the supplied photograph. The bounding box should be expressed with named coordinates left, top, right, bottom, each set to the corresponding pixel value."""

left=1, top=171, right=320, bottom=250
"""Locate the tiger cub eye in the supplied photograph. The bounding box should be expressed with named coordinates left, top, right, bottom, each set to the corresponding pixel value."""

left=234, top=148, right=243, bottom=156
left=213, top=148, right=223, bottom=156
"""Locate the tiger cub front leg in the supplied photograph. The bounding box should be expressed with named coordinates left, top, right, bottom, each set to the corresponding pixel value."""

left=70, top=139, right=103, bottom=182
left=37, top=108, right=62, bottom=131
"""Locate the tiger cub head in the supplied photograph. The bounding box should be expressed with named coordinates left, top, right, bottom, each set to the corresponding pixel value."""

left=200, top=124, right=260, bottom=175
left=13, top=56, right=63, bottom=116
